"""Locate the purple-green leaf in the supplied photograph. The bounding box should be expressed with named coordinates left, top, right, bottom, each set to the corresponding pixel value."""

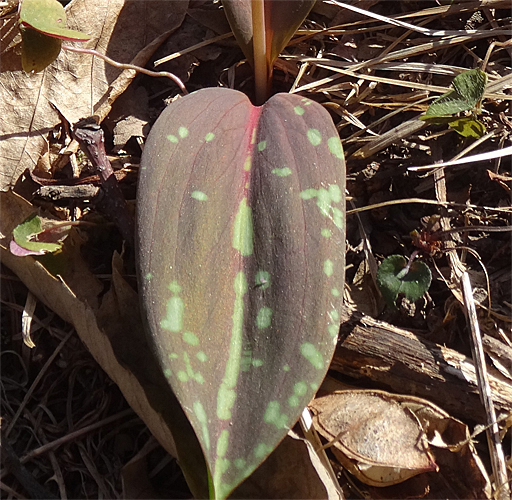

left=137, top=87, right=345, bottom=498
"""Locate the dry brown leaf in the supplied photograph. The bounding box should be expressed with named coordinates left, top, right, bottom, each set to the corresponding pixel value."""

left=0, top=0, right=188, bottom=191
left=312, top=387, right=492, bottom=497
left=311, top=390, right=437, bottom=487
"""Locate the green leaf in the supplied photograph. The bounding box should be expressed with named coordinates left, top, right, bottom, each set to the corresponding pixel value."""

left=19, top=0, right=90, bottom=41
left=11, top=214, right=67, bottom=256
left=376, top=255, right=432, bottom=308
left=447, top=117, right=486, bottom=138
left=20, top=26, right=62, bottom=73
left=137, top=88, right=346, bottom=498
left=422, top=68, right=487, bottom=118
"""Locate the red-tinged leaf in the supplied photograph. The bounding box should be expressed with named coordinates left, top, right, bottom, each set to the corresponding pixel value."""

left=11, top=213, right=69, bottom=256
left=137, top=87, right=345, bottom=498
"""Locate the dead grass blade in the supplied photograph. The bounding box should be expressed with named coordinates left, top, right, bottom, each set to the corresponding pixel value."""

left=461, top=272, right=511, bottom=500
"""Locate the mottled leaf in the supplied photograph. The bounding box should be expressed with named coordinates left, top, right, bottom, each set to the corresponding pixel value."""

left=137, top=87, right=345, bottom=498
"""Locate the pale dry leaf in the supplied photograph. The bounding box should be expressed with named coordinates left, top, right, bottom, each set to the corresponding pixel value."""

left=402, top=394, right=492, bottom=498
left=311, top=390, right=437, bottom=487
left=0, top=0, right=188, bottom=191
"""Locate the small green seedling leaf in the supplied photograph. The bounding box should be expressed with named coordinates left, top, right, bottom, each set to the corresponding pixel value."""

left=11, top=214, right=70, bottom=256
left=376, top=255, right=432, bottom=308
left=421, top=68, right=487, bottom=119
left=19, top=0, right=90, bottom=41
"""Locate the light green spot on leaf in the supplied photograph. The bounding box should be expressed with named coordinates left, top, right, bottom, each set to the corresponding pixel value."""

left=300, top=343, right=324, bottom=370
left=323, top=259, right=334, bottom=277
left=252, top=359, right=263, bottom=367
left=168, top=281, right=181, bottom=294
left=254, top=443, right=273, bottom=459
left=332, top=207, right=344, bottom=230
left=328, top=136, right=344, bottom=160
left=177, top=371, right=188, bottom=382
left=191, top=190, right=208, bottom=201
left=256, top=307, right=272, bottom=329
left=264, top=401, right=288, bottom=429
left=271, top=167, right=292, bottom=177
left=329, top=310, right=340, bottom=322
left=217, top=429, right=230, bottom=457
left=182, top=331, right=199, bottom=346
left=234, top=458, right=246, bottom=469
left=182, top=352, right=204, bottom=384
left=145, top=272, right=153, bottom=280
left=331, top=288, right=340, bottom=297
left=167, top=134, right=178, bottom=143
left=205, top=132, right=215, bottom=142
left=294, top=106, right=305, bottom=115
left=254, top=270, right=270, bottom=290
left=307, top=128, right=322, bottom=146
left=301, top=184, right=344, bottom=230
left=178, top=126, right=189, bottom=138
left=193, top=401, right=210, bottom=450
left=288, top=395, right=299, bottom=407
left=164, top=368, right=172, bottom=378
left=217, top=272, right=247, bottom=419
left=232, top=198, right=254, bottom=256
left=169, top=353, right=179, bottom=360
left=257, top=140, right=267, bottom=152
left=213, top=458, right=231, bottom=496
left=196, top=351, right=207, bottom=362
left=321, top=228, right=332, bottom=238
left=316, top=188, right=331, bottom=217
left=283, top=365, right=291, bottom=372
left=294, top=381, right=308, bottom=396
left=300, top=188, right=318, bottom=200
left=328, top=324, right=339, bottom=337
left=328, top=184, right=342, bottom=203
left=160, top=295, right=184, bottom=332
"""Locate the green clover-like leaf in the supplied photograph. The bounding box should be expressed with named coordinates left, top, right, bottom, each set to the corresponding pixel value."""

left=376, top=255, right=432, bottom=308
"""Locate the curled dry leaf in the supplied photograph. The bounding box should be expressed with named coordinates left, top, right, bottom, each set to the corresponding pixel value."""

left=311, top=390, right=437, bottom=487
left=311, top=388, right=492, bottom=497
